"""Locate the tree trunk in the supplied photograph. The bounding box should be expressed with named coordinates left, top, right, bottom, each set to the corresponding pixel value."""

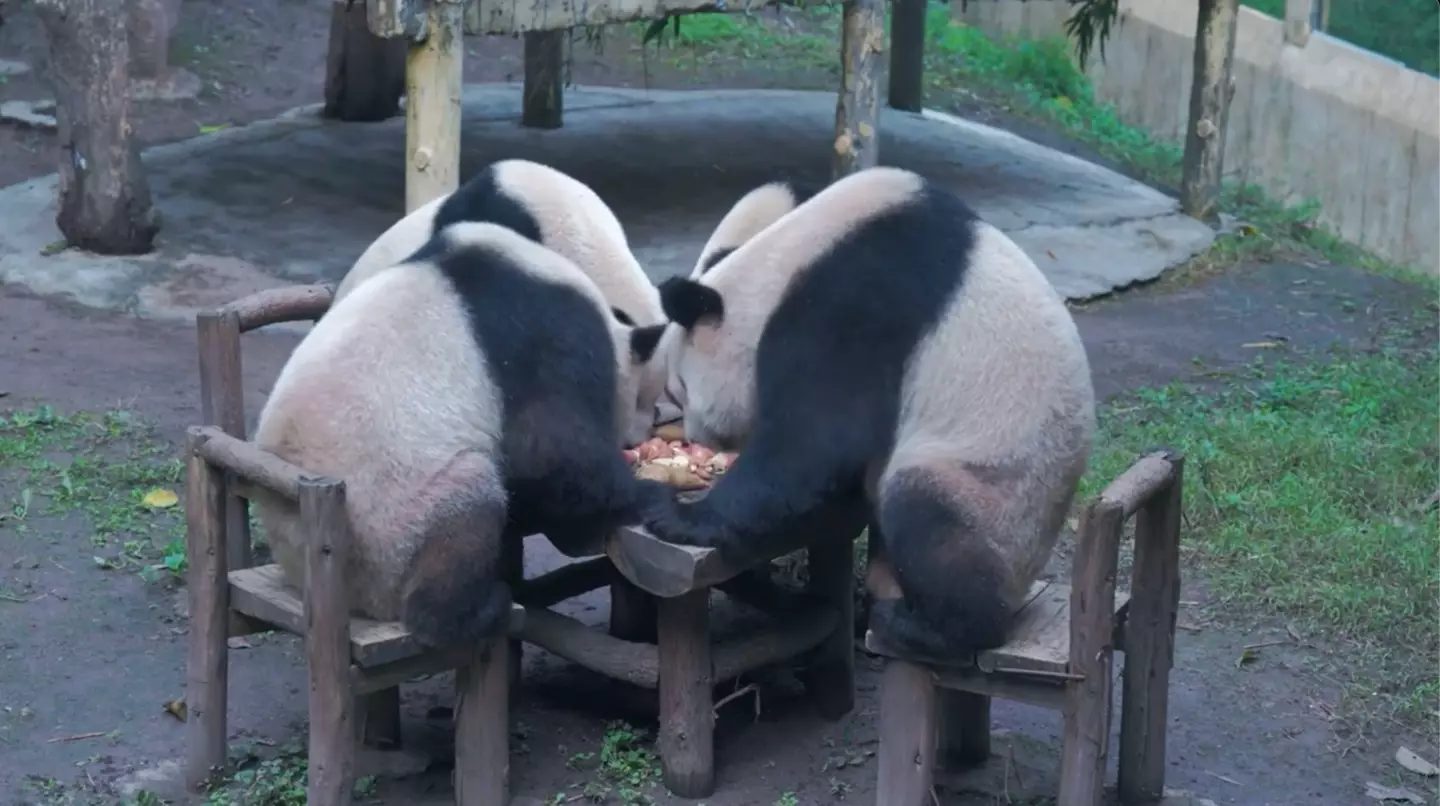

left=1179, top=0, right=1240, bottom=224
left=35, top=0, right=159, bottom=254
left=323, top=0, right=406, bottom=122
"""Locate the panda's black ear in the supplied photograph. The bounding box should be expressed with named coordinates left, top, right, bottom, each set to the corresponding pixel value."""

left=629, top=324, right=665, bottom=364
left=657, top=277, right=724, bottom=331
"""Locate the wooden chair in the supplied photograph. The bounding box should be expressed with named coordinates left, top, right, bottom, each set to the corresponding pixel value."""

left=188, top=285, right=863, bottom=803
left=868, top=451, right=1185, bottom=806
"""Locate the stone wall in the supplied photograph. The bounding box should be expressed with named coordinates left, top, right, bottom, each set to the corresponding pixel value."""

left=954, top=0, right=1440, bottom=274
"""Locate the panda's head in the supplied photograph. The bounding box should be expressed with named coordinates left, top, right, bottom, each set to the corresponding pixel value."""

left=609, top=308, right=668, bottom=447
left=653, top=277, right=752, bottom=452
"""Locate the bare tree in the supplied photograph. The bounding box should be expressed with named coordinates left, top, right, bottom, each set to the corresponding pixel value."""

left=1065, top=0, right=1242, bottom=224
left=35, top=0, right=160, bottom=254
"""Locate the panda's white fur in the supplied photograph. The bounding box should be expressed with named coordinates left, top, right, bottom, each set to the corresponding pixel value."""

left=332, top=159, right=668, bottom=445
left=646, top=167, right=1095, bottom=658
left=690, top=179, right=817, bottom=278
left=253, top=221, right=666, bottom=647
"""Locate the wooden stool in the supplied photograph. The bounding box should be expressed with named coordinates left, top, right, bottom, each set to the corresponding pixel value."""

left=183, top=426, right=519, bottom=806
left=192, top=285, right=863, bottom=802
left=869, top=451, right=1185, bottom=806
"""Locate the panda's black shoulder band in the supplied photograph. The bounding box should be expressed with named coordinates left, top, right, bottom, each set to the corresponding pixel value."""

left=630, top=324, right=665, bottom=363
left=658, top=277, right=724, bottom=330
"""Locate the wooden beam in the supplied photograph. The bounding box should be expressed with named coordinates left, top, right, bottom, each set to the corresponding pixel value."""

left=1056, top=499, right=1124, bottom=805
left=517, top=606, right=660, bottom=689
left=876, top=659, right=937, bottom=806
left=833, top=0, right=885, bottom=178
left=712, top=602, right=838, bottom=683
left=1118, top=453, right=1185, bottom=802
left=887, top=0, right=926, bottom=112
left=183, top=429, right=230, bottom=791
left=300, top=478, right=356, bottom=806
left=196, top=312, right=252, bottom=576
left=33, top=0, right=159, bottom=254
left=1099, top=452, right=1176, bottom=518
left=657, top=590, right=715, bottom=798
left=221, top=283, right=334, bottom=332
left=325, top=0, right=407, bottom=122
left=454, top=638, right=510, bottom=805
left=1179, top=0, right=1240, bottom=223
left=404, top=0, right=464, bottom=213
left=521, top=29, right=565, bottom=129
left=194, top=427, right=311, bottom=502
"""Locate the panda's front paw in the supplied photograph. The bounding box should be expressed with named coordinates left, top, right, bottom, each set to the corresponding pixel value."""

left=639, top=496, right=719, bottom=548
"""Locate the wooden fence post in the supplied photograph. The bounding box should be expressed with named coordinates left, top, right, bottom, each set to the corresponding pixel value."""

left=833, top=0, right=885, bottom=178
left=1179, top=0, right=1241, bottom=223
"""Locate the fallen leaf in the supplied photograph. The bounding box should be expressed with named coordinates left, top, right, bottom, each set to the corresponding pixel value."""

left=1365, top=781, right=1426, bottom=803
left=163, top=699, right=187, bottom=722
left=198, top=124, right=229, bottom=134
left=1396, top=746, right=1440, bottom=777
left=39, top=240, right=68, bottom=256
left=1234, top=647, right=1255, bottom=668
left=142, top=488, right=179, bottom=509
left=227, top=636, right=253, bottom=650
left=1242, top=341, right=1282, bottom=349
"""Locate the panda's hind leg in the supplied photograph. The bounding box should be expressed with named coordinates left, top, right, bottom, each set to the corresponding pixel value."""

left=868, top=464, right=1013, bottom=660
left=399, top=450, right=513, bottom=648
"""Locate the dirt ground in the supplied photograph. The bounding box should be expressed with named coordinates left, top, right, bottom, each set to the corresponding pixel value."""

left=2, top=0, right=1439, bottom=804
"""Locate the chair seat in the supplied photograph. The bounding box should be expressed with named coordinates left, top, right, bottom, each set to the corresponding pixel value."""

left=864, top=580, right=1131, bottom=677
left=229, top=563, right=422, bottom=667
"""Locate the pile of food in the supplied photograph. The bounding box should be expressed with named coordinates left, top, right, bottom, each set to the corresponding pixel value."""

left=624, top=434, right=736, bottom=490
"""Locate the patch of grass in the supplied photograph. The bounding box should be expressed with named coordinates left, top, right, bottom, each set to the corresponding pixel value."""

left=626, top=8, right=838, bottom=75
left=0, top=405, right=186, bottom=583
left=1081, top=340, right=1440, bottom=721
left=557, top=720, right=663, bottom=805
left=198, top=740, right=377, bottom=806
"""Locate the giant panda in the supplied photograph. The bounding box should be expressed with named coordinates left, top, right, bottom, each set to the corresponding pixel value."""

left=252, top=221, right=668, bottom=647
left=333, top=159, right=668, bottom=445
left=642, top=166, right=1096, bottom=659
left=690, top=179, right=819, bottom=278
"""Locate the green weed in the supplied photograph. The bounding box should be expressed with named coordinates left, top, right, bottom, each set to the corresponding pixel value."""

left=0, top=405, right=186, bottom=583
left=1081, top=340, right=1440, bottom=721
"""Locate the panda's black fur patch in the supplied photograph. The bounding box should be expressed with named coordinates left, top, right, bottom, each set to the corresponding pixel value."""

left=658, top=277, right=725, bottom=330
left=630, top=324, right=665, bottom=364
left=610, top=307, right=636, bottom=326
left=426, top=233, right=667, bottom=558
left=698, top=178, right=824, bottom=275
left=431, top=164, right=545, bottom=245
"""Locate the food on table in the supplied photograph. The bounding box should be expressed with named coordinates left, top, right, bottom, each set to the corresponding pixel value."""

left=624, top=437, right=737, bottom=490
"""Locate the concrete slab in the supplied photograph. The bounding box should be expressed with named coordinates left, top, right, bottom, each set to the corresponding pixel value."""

left=0, top=84, right=1215, bottom=325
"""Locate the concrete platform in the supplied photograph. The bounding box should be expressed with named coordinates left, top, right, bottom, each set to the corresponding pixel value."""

left=0, top=84, right=1215, bottom=324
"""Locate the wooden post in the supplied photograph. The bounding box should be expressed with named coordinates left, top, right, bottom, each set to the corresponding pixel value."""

left=301, top=477, right=355, bottom=806
left=33, top=0, right=160, bottom=254
left=184, top=429, right=229, bottom=790
left=833, top=0, right=885, bottom=178
left=657, top=589, right=715, bottom=798
left=504, top=538, right=525, bottom=691
left=196, top=311, right=251, bottom=576
left=887, top=0, right=926, bottom=112
left=1118, top=454, right=1184, bottom=803
left=324, top=0, right=406, bottom=122
left=357, top=687, right=402, bottom=750
left=875, top=660, right=937, bottom=806
left=1179, top=0, right=1240, bottom=223
left=609, top=576, right=658, bottom=643
left=1056, top=500, right=1124, bottom=805
left=805, top=537, right=855, bottom=719
left=937, top=691, right=991, bottom=767
left=521, top=30, right=565, bottom=129
left=404, top=0, right=464, bottom=213
left=454, top=637, right=511, bottom=805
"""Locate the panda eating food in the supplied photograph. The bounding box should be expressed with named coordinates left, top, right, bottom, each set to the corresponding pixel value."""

left=251, top=221, right=667, bottom=648
left=641, top=166, right=1096, bottom=659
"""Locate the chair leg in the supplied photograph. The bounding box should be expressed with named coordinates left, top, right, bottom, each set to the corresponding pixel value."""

left=455, top=636, right=510, bottom=805
left=657, top=589, right=715, bottom=798
left=876, top=659, right=937, bottom=806
left=938, top=690, right=991, bottom=768
left=806, top=535, right=856, bottom=719
left=184, top=436, right=229, bottom=790
left=357, top=687, right=402, bottom=750
left=504, top=538, right=524, bottom=693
